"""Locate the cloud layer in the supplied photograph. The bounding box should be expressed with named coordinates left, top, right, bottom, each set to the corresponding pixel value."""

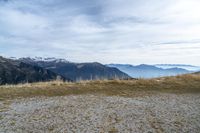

left=0, top=0, right=200, bottom=65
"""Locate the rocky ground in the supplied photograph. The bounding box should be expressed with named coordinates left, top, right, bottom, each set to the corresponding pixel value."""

left=0, top=93, right=200, bottom=133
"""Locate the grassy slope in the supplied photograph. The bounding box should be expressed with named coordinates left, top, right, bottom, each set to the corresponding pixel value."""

left=0, top=74, right=200, bottom=100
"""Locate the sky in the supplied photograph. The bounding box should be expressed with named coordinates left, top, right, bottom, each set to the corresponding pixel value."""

left=0, top=0, right=200, bottom=65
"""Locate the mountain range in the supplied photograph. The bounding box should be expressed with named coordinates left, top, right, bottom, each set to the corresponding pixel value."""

left=19, top=57, right=130, bottom=81
left=155, top=64, right=200, bottom=71
left=107, top=64, right=193, bottom=78
left=0, top=56, right=66, bottom=85
left=0, top=56, right=130, bottom=85
left=1, top=56, right=199, bottom=85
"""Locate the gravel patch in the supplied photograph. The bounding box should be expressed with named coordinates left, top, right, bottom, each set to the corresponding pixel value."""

left=0, top=93, right=200, bottom=133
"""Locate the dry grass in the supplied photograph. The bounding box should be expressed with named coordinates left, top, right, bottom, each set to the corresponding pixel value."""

left=0, top=74, right=200, bottom=100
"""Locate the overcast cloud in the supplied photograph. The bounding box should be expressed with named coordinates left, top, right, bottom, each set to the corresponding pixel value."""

left=0, top=0, right=200, bottom=65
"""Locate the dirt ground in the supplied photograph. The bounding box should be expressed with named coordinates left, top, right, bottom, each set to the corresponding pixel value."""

left=0, top=93, right=200, bottom=133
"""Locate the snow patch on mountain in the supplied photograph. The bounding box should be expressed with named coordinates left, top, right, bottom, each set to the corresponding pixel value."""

left=12, top=57, right=70, bottom=63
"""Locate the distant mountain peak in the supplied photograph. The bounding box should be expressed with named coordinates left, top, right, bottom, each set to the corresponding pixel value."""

left=155, top=64, right=197, bottom=67
left=136, top=64, right=156, bottom=68
left=107, top=64, right=191, bottom=78
left=155, top=64, right=200, bottom=71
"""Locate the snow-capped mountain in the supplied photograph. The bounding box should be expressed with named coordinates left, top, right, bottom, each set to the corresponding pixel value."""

left=18, top=57, right=130, bottom=81
left=17, top=57, right=70, bottom=63
left=0, top=56, right=67, bottom=85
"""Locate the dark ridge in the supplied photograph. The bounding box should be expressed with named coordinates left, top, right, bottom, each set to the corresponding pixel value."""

left=0, top=56, right=68, bottom=85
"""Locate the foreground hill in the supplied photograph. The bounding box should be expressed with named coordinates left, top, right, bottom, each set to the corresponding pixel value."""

left=19, top=57, right=130, bottom=81
left=107, top=64, right=190, bottom=78
left=0, top=56, right=65, bottom=85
